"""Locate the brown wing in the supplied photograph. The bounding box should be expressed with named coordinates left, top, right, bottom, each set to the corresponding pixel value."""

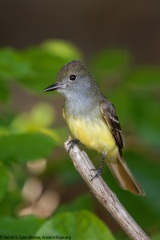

left=99, top=99, right=124, bottom=150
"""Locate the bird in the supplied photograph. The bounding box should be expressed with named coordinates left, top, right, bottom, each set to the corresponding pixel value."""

left=44, top=60, right=145, bottom=195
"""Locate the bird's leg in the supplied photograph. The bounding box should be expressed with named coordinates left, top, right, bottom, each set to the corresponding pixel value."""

left=67, top=139, right=79, bottom=153
left=90, top=152, right=106, bottom=181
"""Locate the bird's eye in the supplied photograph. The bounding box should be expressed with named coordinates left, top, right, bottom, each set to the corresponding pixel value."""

left=69, top=75, right=76, bottom=81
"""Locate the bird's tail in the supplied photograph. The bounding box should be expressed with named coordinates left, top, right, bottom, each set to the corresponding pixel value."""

left=107, top=153, right=145, bottom=195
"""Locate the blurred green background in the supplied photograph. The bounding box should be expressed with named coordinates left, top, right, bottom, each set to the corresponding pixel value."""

left=0, top=1, right=160, bottom=240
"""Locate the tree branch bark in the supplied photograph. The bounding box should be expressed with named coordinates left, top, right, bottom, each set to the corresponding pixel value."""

left=64, top=137, right=150, bottom=240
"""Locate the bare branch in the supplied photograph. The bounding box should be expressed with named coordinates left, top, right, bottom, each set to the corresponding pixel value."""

left=64, top=137, right=150, bottom=240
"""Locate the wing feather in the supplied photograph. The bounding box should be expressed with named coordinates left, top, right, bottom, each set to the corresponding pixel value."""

left=99, top=99, right=124, bottom=150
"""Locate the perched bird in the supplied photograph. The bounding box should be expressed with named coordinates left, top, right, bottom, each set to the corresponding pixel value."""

left=44, top=60, right=145, bottom=195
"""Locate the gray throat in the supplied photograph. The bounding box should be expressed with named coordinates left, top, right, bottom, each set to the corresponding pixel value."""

left=64, top=89, right=103, bottom=118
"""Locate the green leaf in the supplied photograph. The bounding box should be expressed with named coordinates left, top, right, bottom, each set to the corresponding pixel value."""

left=124, top=90, right=160, bottom=149
left=127, top=67, right=160, bottom=89
left=36, top=210, right=115, bottom=240
left=17, top=48, right=65, bottom=92
left=56, top=194, right=94, bottom=214
left=0, top=164, right=9, bottom=202
left=90, top=49, right=131, bottom=82
left=151, top=233, right=160, bottom=240
left=0, top=41, right=82, bottom=93
left=0, top=190, right=22, bottom=215
left=41, top=39, right=83, bottom=60
left=106, top=85, right=133, bottom=126
left=0, top=48, right=32, bottom=80
left=0, top=216, right=44, bottom=236
left=10, top=102, right=56, bottom=133
left=0, top=133, right=55, bottom=163
left=16, top=41, right=82, bottom=92
left=0, top=79, right=10, bottom=102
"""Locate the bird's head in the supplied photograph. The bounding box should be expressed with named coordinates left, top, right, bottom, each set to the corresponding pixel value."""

left=44, top=60, right=94, bottom=98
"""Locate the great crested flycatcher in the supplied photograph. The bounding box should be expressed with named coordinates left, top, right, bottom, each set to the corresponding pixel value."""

left=44, top=60, right=145, bottom=195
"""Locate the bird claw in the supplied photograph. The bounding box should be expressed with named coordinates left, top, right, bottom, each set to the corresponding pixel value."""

left=90, top=152, right=106, bottom=181
left=67, top=139, right=79, bottom=153
left=90, top=167, right=102, bottom=181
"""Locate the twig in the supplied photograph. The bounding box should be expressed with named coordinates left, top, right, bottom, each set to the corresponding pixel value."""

left=64, top=137, right=150, bottom=240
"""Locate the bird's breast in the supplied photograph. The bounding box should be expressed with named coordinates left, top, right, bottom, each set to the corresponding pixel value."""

left=65, top=113, right=117, bottom=157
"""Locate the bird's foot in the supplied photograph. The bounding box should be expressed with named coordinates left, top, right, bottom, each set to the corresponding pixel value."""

left=67, top=139, right=79, bottom=153
left=90, top=152, right=106, bottom=181
left=90, top=167, right=103, bottom=181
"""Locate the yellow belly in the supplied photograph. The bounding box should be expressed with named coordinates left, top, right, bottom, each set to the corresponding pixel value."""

left=66, top=115, right=118, bottom=160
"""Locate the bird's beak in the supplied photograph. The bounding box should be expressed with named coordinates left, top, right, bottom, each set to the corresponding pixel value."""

left=43, top=82, right=64, bottom=92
